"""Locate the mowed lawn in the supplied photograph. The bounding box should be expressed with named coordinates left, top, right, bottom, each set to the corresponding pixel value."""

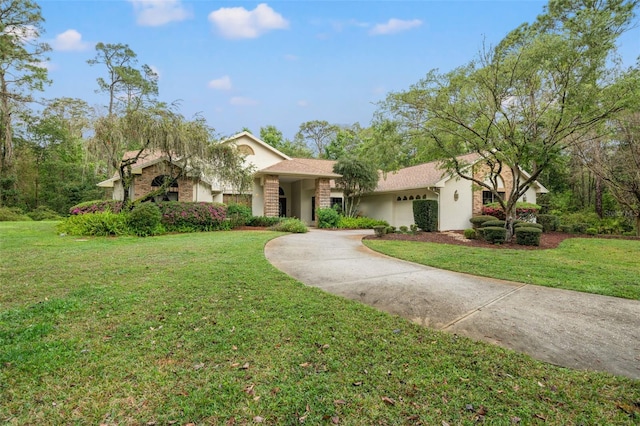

left=364, top=237, right=640, bottom=300
left=1, top=222, right=639, bottom=425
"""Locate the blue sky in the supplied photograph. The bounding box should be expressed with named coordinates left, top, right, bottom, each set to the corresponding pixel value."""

left=39, top=0, right=640, bottom=141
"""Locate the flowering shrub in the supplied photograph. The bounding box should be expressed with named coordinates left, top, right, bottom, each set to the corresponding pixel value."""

left=481, top=202, right=540, bottom=221
left=156, top=202, right=227, bottom=232
left=70, top=200, right=124, bottom=215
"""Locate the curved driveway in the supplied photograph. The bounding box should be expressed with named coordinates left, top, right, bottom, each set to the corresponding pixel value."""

left=265, top=229, right=640, bottom=379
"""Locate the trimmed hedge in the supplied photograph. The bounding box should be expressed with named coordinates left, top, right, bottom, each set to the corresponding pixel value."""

left=481, top=220, right=506, bottom=228
left=247, top=216, right=283, bottom=227
left=469, top=215, right=498, bottom=229
left=463, top=228, right=477, bottom=239
left=227, top=203, right=252, bottom=228
left=270, top=218, right=308, bottom=233
left=514, top=222, right=543, bottom=231
left=515, top=227, right=542, bottom=246
left=337, top=216, right=388, bottom=229
left=129, top=203, right=163, bottom=236
left=413, top=199, right=438, bottom=232
left=536, top=214, right=559, bottom=232
left=479, top=226, right=507, bottom=244
left=482, top=202, right=540, bottom=221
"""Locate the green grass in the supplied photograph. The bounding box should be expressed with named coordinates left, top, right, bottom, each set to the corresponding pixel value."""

left=364, top=237, right=640, bottom=300
left=1, top=222, right=639, bottom=425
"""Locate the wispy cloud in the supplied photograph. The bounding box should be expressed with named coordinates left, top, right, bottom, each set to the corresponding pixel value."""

left=369, top=18, right=422, bottom=36
left=208, top=3, right=288, bottom=39
left=208, top=75, right=232, bottom=90
left=129, top=0, right=191, bottom=26
left=230, top=96, right=258, bottom=106
left=297, top=100, right=309, bottom=107
left=52, top=29, right=91, bottom=51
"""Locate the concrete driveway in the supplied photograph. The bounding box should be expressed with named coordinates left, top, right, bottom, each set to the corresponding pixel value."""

left=265, top=229, right=640, bottom=379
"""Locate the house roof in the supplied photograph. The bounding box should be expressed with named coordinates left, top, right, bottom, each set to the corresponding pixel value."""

left=374, top=153, right=481, bottom=193
left=223, top=131, right=291, bottom=161
left=258, top=158, right=341, bottom=178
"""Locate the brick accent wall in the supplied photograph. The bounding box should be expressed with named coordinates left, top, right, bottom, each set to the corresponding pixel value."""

left=263, top=175, right=280, bottom=217
left=133, top=163, right=194, bottom=201
left=315, top=178, right=331, bottom=212
left=471, top=162, right=515, bottom=215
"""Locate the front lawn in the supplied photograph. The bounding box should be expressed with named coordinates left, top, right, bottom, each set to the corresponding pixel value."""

left=1, top=222, right=638, bottom=424
left=363, top=237, right=640, bottom=300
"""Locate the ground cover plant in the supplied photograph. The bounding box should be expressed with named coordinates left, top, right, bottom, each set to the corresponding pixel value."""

left=1, top=222, right=639, bottom=424
left=364, top=237, right=640, bottom=300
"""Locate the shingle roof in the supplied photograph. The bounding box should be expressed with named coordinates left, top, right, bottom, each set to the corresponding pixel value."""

left=258, top=158, right=341, bottom=178
left=374, top=153, right=481, bottom=193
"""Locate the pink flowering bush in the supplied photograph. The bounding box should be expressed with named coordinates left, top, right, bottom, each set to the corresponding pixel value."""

left=482, top=202, right=540, bottom=222
left=156, top=202, right=228, bottom=232
left=69, top=200, right=124, bottom=215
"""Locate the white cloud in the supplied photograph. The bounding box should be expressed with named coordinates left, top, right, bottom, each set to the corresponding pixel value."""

left=38, top=61, right=56, bottom=71
left=369, top=18, right=422, bottom=36
left=230, top=96, right=258, bottom=106
left=208, top=75, right=232, bottom=90
left=52, top=29, right=91, bottom=51
left=208, top=3, right=289, bottom=39
left=297, top=100, right=309, bottom=107
left=129, top=0, right=191, bottom=26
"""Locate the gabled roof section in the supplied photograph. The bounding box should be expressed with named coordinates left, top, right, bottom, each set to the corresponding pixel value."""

left=374, top=153, right=481, bottom=193
left=222, top=131, right=291, bottom=161
left=258, top=158, right=341, bottom=178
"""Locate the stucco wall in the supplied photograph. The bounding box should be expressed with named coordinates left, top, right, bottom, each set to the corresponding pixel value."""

left=440, top=176, right=474, bottom=230
left=234, top=134, right=287, bottom=170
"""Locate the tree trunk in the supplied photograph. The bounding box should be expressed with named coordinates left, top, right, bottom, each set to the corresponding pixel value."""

left=595, top=175, right=603, bottom=218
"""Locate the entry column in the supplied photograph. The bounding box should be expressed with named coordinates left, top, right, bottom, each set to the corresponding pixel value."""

left=314, top=178, right=331, bottom=224
left=264, top=175, right=280, bottom=217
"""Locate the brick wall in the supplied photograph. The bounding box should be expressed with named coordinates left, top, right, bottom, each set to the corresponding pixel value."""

left=134, top=163, right=193, bottom=201
left=471, top=162, right=514, bottom=215
left=263, top=175, right=280, bottom=217
left=315, top=178, right=331, bottom=211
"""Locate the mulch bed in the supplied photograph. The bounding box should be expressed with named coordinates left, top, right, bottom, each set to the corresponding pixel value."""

left=363, top=230, right=638, bottom=250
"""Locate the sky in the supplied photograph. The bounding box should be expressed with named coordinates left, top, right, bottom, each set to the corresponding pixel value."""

left=38, top=0, right=640, bottom=141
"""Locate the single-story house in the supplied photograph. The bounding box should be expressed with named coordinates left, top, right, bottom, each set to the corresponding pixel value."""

left=98, top=132, right=548, bottom=230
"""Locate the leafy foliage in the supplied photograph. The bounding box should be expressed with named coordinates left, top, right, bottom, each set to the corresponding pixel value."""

left=0, top=207, right=31, bottom=221
left=482, top=202, right=540, bottom=221
left=316, top=207, right=340, bottom=228
left=479, top=226, right=507, bottom=244
left=247, top=216, right=283, bottom=227
left=413, top=199, right=438, bottom=231
left=469, top=215, right=499, bottom=228
left=337, top=216, right=388, bottom=229
left=70, top=200, right=124, bottom=215
left=57, top=211, right=130, bottom=236
left=25, top=206, right=62, bottom=221
left=128, top=202, right=163, bottom=236
left=156, top=202, right=227, bottom=232
left=463, top=228, right=477, bottom=239
left=269, top=217, right=308, bottom=233
left=537, top=214, right=560, bottom=232
left=333, top=158, right=379, bottom=217
left=226, top=203, right=253, bottom=228
left=515, top=227, right=542, bottom=246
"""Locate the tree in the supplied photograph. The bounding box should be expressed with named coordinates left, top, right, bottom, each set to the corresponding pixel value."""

left=259, top=124, right=313, bottom=158
left=87, top=42, right=158, bottom=115
left=295, top=120, right=338, bottom=158
left=333, top=157, right=379, bottom=217
left=324, top=123, right=365, bottom=160
left=580, top=112, right=640, bottom=235
left=0, top=0, right=50, bottom=203
left=376, top=0, right=639, bottom=238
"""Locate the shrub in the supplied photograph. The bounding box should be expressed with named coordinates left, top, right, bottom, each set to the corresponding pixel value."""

left=586, top=227, right=598, bottom=235
left=469, top=215, right=498, bottom=229
left=479, top=226, right=506, bottom=244
left=373, top=225, right=386, bottom=237
left=482, top=202, right=540, bottom=221
left=399, top=225, right=409, bottom=233
left=26, top=206, right=63, bottom=221
left=317, top=207, right=340, bottom=229
left=463, top=228, right=477, bottom=239
left=481, top=220, right=506, bottom=228
left=247, top=216, right=283, bottom=227
left=156, top=202, right=227, bottom=232
left=337, top=216, right=388, bottom=229
left=386, top=226, right=396, bottom=234
left=536, top=214, right=559, bottom=232
left=515, top=222, right=543, bottom=230
left=0, top=206, right=31, bottom=221
left=571, top=222, right=589, bottom=234
left=515, top=227, right=542, bottom=246
left=270, top=218, right=308, bottom=233
left=69, top=200, right=124, bottom=215
left=227, top=203, right=253, bottom=228
left=559, top=224, right=573, bottom=233
left=128, top=203, right=163, bottom=237
left=410, top=224, right=419, bottom=235
left=57, top=211, right=130, bottom=236
left=413, top=199, right=438, bottom=232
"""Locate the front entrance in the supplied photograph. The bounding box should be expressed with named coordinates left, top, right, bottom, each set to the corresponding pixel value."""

left=279, top=187, right=286, bottom=217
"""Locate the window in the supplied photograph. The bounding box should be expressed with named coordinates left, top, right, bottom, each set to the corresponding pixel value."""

left=482, top=191, right=505, bottom=205
left=237, top=144, right=255, bottom=155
